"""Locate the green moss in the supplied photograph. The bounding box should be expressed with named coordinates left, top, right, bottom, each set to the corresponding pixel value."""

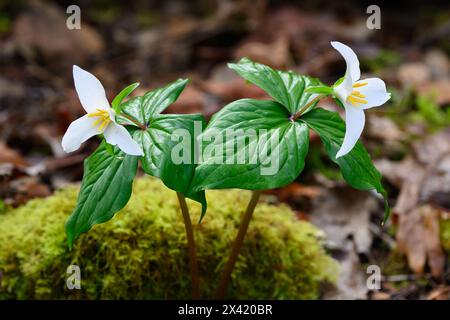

left=440, top=218, right=450, bottom=253
left=0, top=177, right=337, bottom=299
left=0, top=199, right=5, bottom=214
left=382, top=250, right=410, bottom=276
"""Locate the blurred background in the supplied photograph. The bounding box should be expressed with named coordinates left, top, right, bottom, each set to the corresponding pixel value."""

left=0, top=0, right=449, bottom=299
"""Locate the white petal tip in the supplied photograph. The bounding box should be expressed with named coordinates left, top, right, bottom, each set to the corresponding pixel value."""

left=336, top=149, right=349, bottom=159
left=61, top=143, right=76, bottom=154
left=330, top=41, right=344, bottom=49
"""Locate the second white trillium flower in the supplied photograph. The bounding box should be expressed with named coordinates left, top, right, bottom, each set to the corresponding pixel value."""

left=331, top=41, right=391, bottom=158
left=62, top=66, right=143, bottom=156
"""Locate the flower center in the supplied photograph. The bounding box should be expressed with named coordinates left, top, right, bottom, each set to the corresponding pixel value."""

left=346, top=82, right=368, bottom=106
left=88, top=109, right=111, bottom=131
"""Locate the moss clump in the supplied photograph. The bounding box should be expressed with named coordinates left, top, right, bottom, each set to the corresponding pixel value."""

left=440, top=218, right=450, bottom=253
left=0, top=177, right=337, bottom=299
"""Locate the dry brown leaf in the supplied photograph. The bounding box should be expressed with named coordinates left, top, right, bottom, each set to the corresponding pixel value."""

left=422, top=206, right=445, bottom=278
left=397, top=62, right=431, bottom=87
left=13, top=1, right=104, bottom=63
left=199, top=64, right=267, bottom=102
left=0, top=141, right=27, bottom=166
left=391, top=129, right=450, bottom=278
left=310, top=187, right=378, bottom=254
left=371, top=291, right=391, bottom=300
left=267, top=182, right=322, bottom=202
left=233, top=36, right=290, bottom=68
left=367, top=115, right=405, bottom=145
left=426, top=286, right=450, bottom=300
left=424, top=50, right=450, bottom=80
left=9, top=177, right=51, bottom=206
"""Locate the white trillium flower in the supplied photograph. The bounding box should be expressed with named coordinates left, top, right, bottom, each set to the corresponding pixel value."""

left=62, top=66, right=143, bottom=156
left=331, top=41, right=391, bottom=158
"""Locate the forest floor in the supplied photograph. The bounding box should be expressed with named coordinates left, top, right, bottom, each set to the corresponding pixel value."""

left=0, top=0, right=449, bottom=299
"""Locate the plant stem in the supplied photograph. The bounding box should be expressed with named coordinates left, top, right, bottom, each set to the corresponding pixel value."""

left=214, top=190, right=262, bottom=299
left=176, top=192, right=200, bottom=299
left=292, top=95, right=324, bottom=121
left=120, top=113, right=147, bottom=130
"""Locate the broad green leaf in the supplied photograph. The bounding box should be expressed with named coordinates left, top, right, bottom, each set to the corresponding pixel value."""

left=66, top=142, right=138, bottom=248
left=300, top=107, right=389, bottom=221
left=228, top=58, right=322, bottom=114
left=111, top=82, right=140, bottom=113
left=191, top=99, right=309, bottom=192
left=117, top=81, right=207, bottom=216
left=117, top=78, right=189, bottom=127
left=132, top=114, right=207, bottom=217
left=104, top=140, right=115, bottom=155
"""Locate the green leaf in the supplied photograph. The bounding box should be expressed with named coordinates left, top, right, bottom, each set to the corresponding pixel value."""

left=104, top=141, right=115, bottom=156
left=228, top=58, right=322, bottom=114
left=118, top=80, right=207, bottom=216
left=300, top=108, right=390, bottom=221
left=66, top=142, right=138, bottom=248
left=133, top=114, right=207, bottom=217
left=111, top=82, right=140, bottom=113
left=117, top=79, right=189, bottom=127
left=191, top=99, right=309, bottom=192
left=305, top=85, right=333, bottom=95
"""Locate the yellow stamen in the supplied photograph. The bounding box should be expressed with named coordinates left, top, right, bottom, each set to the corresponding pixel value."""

left=87, top=108, right=111, bottom=131
left=88, top=112, right=102, bottom=117
left=92, top=118, right=102, bottom=127
left=347, top=96, right=368, bottom=105
left=353, top=82, right=368, bottom=88
left=351, top=91, right=366, bottom=98
left=98, top=120, right=109, bottom=131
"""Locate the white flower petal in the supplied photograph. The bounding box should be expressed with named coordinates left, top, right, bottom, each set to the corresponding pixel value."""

left=357, top=78, right=391, bottom=109
left=334, top=77, right=353, bottom=104
left=331, top=41, right=361, bottom=82
left=103, top=122, right=143, bottom=156
left=336, top=105, right=365, bottom=158
left=61, top=115, right=100, bottom=153
left=73, top=65, right=110, bottom=113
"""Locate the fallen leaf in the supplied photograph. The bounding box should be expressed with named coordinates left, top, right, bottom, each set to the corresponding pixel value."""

left=195, top=64, right=267, bottom=103
left=269, top=182, right=322, bottom=203
left=233, top=36, right=290, bottom=68
left=388, top=129, right=450, bottom=278
left=13, top=1, right=104, bottom=63
left=322, top=239, right=369, bottom=300
left=0, top=141, right=27, bottom=166
left=397, top=62, right=431, bottom=88
left=424, top=50, right=450, bottom=80
left=310, top=187, right=378, bottom=254
left=426, top=286, right=450, bottom=300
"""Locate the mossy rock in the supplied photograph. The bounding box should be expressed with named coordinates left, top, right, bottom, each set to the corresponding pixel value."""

left=0, top=177, right=338, bottom=299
